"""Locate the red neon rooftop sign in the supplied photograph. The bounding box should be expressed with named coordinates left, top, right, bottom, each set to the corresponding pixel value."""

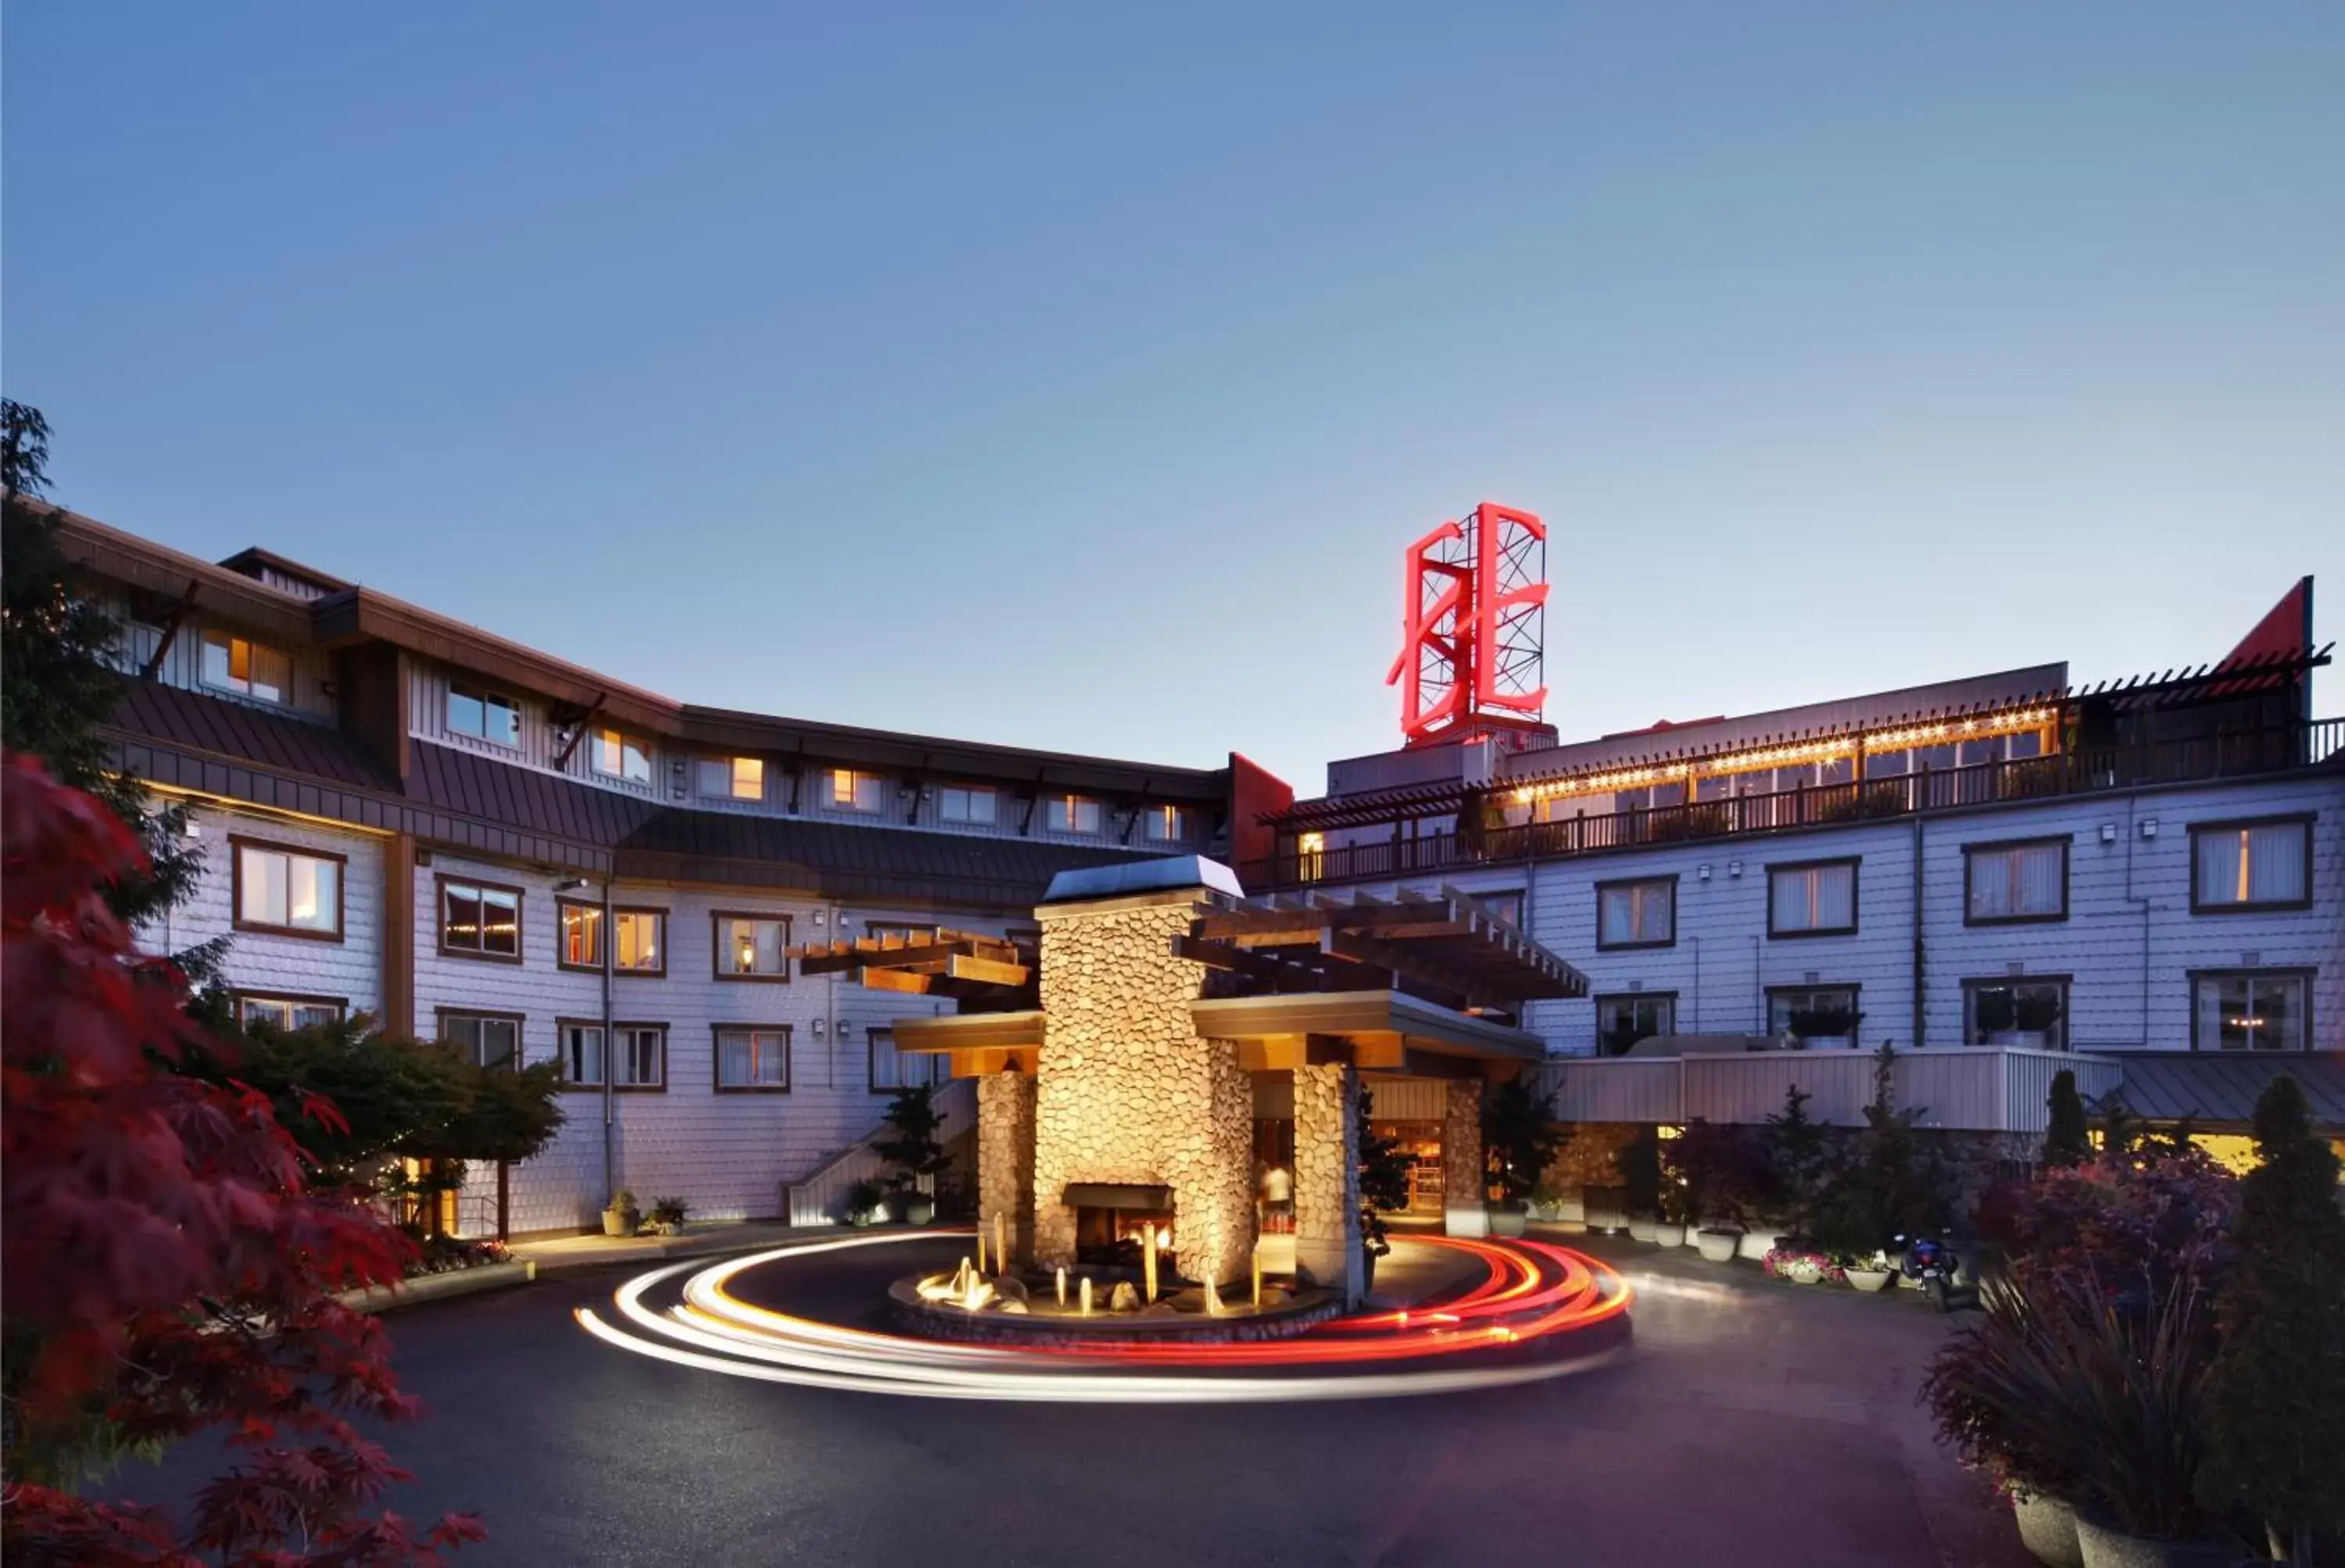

left=1384, top=502, right=1549, bottom=746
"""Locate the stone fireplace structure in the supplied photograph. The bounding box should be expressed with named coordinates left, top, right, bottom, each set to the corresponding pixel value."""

left=886, top=857, right=1588, bottom=1308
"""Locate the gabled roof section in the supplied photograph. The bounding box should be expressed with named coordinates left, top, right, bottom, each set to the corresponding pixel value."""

left=217, top=546, right=353, bottom=599
left=108, top=677, right=397, bottom=789
left=45, top=506, right=318, bottom=647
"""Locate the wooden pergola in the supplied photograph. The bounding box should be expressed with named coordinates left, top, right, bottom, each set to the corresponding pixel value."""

left=1175, top=886, right=1586, bottom=1021
left=785, top=928, right=1038, bottom=1011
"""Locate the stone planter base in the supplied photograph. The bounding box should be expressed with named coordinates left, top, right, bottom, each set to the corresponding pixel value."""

left=1625, top=1215, right=1656, bottom=1244
left=1737, top=1230, right=1788, bottom=1264
left=2071, top=1516, right=2229, bottom=1568
left=1649, top=1222, right=1686, bottom=1248
left=1695, top=1230, right=1742, bottom=1263
left=338, top=1260, right=535, bottom=1316
left=1487, top=1208, right=1527, bottom=1238
left=2012, top=1493, right=2085, bottom=1568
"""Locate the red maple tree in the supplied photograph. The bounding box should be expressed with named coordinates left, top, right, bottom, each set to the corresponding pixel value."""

left=2, top=754, right=483, bottom=1565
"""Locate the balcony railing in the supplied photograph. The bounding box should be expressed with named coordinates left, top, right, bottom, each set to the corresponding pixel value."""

left=1244, top=718, right=2341, bottom=893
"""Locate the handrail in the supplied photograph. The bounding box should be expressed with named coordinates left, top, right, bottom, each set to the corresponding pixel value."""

left=782, top=1076, right=977, bottom=1226
left=1246, top=718, right=2340, bottom=892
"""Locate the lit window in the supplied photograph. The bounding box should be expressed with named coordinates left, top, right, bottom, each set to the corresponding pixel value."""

left=869, top=1028, right=943, bottom=1092
left=1596, top=878, right=1674, bottom=948
left=2191, top=819, right=2310, bottom=911
left=715, top=914, right=790, bottom=979
left=591, top=728, right=652, bottom=783
left=716, top=1026, right=791, bottom=1091
left=199, top=630, right=290, bottom=703
left=439, top=1011, right=521, bottom=1071
left=1964, top=979, right=2068, bottom=1049
left=1044, top=794, right=1101, bottom=834
left=238, top=994, right=346, bottom=1032
left=446, top=684, right=520, bottom=747
left=830, top=769, right=887, bottom=812
left=698, top=757, right=764, bottom=801
left=562, top=903, right=663, bottom=974
left=2195, top=973, right=2307, bottom=1052
left=1966, top=840, right=2068, bottom=923
left=440, top=878, right=522, bottom=959
left=560, top=902, right=600, bottom=968
left=940, top=786, right=997, bottom=825
left=1596, top=994, right=1674, bottom=1056
left=1144, top=805, right=1194, bottom=842
left=1298, top=832, right=1325, bottom=881
left=234, top=840, right=342, bottom=936
left=1768, top=987, right=1861, bottom=1044
left=1768, top=861, right=1857, bottom=937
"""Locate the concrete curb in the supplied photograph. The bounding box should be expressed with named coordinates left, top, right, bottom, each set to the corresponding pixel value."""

left=338, top=1259, right=537, bottom=1314
left=517, top=1223, right=859, bottom=1278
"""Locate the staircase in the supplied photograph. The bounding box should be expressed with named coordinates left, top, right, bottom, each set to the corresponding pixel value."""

left=782, top=1077, right=977, bottom=1226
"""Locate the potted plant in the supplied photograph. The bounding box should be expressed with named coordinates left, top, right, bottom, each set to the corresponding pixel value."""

left=1695, top=1226, right=1742, bottom=1263
left=601, top=1187, right=640, bottom=1237
left=1671, top=1120, right=1751, bottom=1261
left=1357, top=1093, right=1411, bottom=1294
left=1974, top=986, right=2019, bottom=1042
left=647, top=1196, right=689, bottom=1237
left=2010, top=992, right=2061, bottom=1050
left=1842, top=1249, right=1897, bottom=1293
left=1480, top=1077, right=1564, bottom=1240
left=843, top=1177, right=887, bottom=1227
left=873, top=1083, right=952, bottom=1227
left=1785, top=1005, right=1862, bottom=1049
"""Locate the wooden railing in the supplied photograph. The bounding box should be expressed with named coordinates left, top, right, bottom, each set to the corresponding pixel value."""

left=1245, top=718, right=2340, bottom=892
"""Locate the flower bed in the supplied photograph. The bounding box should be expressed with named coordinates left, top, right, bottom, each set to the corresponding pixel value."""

left=406, top=1234, right=513, bottom=1278
left=1761, top=1245, right=1844, bottom=1286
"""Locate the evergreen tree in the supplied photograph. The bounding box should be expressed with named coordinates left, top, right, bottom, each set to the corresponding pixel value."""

left=2200, top=1076, right=2345, bottom=1564
left=2, top=399, right=209, bottom=954
left=1356, top=1090, right=1412, bottom=1258
left=1764, top=1083, right=1833, bottom=1238
left=2042, top=1069, right=2091, bottom=1169
left=2098, top=1090, right=2139, bottom=1164
left=1480, top=1076, right=1565, bottom=1211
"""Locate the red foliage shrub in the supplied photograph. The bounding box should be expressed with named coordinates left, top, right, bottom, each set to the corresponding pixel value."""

left=1981, top=1145, right=2237, bottom=1309
left=2, top=754, right=482, bottom=1564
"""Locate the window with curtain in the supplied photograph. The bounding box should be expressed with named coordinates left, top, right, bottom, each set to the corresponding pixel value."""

left=830, top=769, right=886, bottom=811
left=234, top=839, right=342, bottom=936
left=440, top=1011, right=521, bottom=1071
left=868, top=1028, right=942, bottom=1092
left=716, top=1027, right=791, bottom=1090
left=2194, top=973, right=2307, bottom=1051
left=698, top=756, right=765, bottom=801
left=1965, top=839, right=2068, bottom=922
left=2192, top=819, right=2311, bottom=911
left=1768, top=861, right=1857, bottom=936
left=1596, top=878, right=1674, bottom=948
left=200, top=630, right=291, bottom=703
left=559, top=1023, right=603, bottom=1085
left=1595, top=993, right=1675, bottom=1055
left=615, top=1026, right=665, bottom=1088
left=714, top=914, right=790, bottom=979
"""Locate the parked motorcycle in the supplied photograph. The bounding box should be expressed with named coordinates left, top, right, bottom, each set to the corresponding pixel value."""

left=1895, top=1233, right=1964, bottom=1312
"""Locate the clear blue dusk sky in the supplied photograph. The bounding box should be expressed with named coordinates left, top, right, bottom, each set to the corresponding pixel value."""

left=6, top=5, right=2340, bottom=789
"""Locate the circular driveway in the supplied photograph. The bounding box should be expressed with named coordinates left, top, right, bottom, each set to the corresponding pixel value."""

left=126, top=1233, right=2026, bottom=1566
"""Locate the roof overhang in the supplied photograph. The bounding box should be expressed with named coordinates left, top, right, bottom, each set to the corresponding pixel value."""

left=1191, top=989, right=1548, bottom=1077
left=890, top=1009, right=1045, bottom=1076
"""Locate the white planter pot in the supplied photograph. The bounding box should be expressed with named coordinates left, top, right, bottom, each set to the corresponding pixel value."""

left=1650, top=1222, right=1686, bottom=1248
left=1487, top=1208, right=1527, bottom=1238
left=1786, top=1259, right=1824, bottom=1285
left=1695, top=1230, right=1742, bottom=1263
left=1737, top=1230, right=1787, bottom=1263
left=1988, top=1030, right=2051, bottom=1050
left=1626, top=1215, right=1656, bottom=1244
left=1846, top=1268, right=1896, bottom=1294
left=2071, top=1514, right=2228, bottom=1568
left=2011, top=1493, right=2084, bottom=1568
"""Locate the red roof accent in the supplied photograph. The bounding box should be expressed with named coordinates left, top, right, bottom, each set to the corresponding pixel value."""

left=2226, top=577, right=2315, bottom=667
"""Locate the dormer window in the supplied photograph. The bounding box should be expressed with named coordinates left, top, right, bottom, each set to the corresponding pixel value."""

left=199, top=630, right=289, bottom=704
left=591, top=727, right=652, bottom=784
left=697, top=756, right=764, bottom=802
left=1144, top=804, right=1193, bottom=842
left=448, top=684, right=520, bottom=747
left=829, top=768, right=886, bottom=812
left=1044, top=793, right=1101, bottom=834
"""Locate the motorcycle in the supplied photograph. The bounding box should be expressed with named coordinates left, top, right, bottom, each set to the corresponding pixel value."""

left=1895, top=1232, right=1963, bottom=1312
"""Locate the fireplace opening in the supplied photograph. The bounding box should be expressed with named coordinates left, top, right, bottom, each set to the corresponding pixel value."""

left=1065, top=1183, right=1179, bottom=1276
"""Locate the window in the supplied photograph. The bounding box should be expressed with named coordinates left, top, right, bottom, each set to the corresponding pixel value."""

left=1144, top=804, right=1194, bottom=842
left=237, top=993, right=346, bottom=1032
left=590, top=728, right=652, bottom=784
left=1595, top=993, right=1675, bottom=1056
left=715, top=1026, right=791, bottom=1091
left=199, top=630, right=290, bottom=703
left=558, top=901, right=664, bottom=975
left=714, top=912, right=791, bottom=979
left=698, top=756, right=765, bottom=802
left=439, top=1011, right=521, bottom=1071
left=1768, top=859, right=1858, bottom=937
left=439, top=877, right=523, bottom=961
left=446, top=684, right=520, bottom=747
left=1768, top=986, right=1862, bottom=1044
left=231, top=838, right=344, bottom=939
left=615, top=1025, right=666, bottom=1089
left=1963, top=979, right=2069, bottom=1049
left=1965, top=838, right=2069, bottom=924
left=829, top=769, right=886, bottom=812
left=940, top=786, right=997, bottom=825
left=1596, top=877, right=1675, bottom=949
left=2191, top=818, right=2312, bottom=912
left=2193, top=972, right=2310, bottom=1052
left=559, top=1022, right=603, bottom=1087
left=1297, top=832, right=1325, bottom=881
left=1474, top=889, right=1525, bottom=929
left=869, top=1028, right=943, bottom=1092
left=1044, top=793, right=1101, bottom=834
